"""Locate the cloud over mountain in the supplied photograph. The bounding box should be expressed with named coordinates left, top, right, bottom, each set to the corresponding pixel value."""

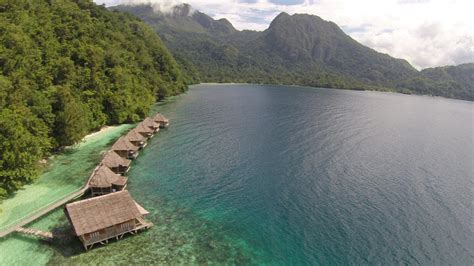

left=95, top=0, right=473, bottom=69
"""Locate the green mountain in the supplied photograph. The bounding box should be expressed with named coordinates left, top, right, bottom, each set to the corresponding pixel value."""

left=0, top=0, right=187, bottom=198
left=112, top=4, right=473, bottom=100
left=403, top=63, right=473, bottom=100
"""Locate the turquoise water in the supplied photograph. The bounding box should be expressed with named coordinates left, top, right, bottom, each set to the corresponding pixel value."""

left=0, top=125, right=132, bottom=265
left=2, top=84, right=474, bottom=264
left=0, top=125, right=132, bottom=231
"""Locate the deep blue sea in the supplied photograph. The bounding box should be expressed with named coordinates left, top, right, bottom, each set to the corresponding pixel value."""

left=47, top=84, right=473, bottom=264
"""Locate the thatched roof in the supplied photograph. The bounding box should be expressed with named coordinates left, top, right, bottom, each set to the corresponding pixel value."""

left=135, top=202, right=150, bottom=215
left=153, top=113, right=169, bottom=123
left=125, top=129, right=147, bottom=142
left=89, top=165, right=127, bottom=188
left=142, top=117, right=160, bottom=129
left=135, top=122, right=154, bottom=134
left=111, top=136, right=138, bottom=151
left=66, top=191, right=145, bottom=236
left=101, top=151, right=131, bottom=169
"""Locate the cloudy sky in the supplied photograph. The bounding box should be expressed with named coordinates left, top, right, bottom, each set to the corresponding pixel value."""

left=95, top=0, right=473, bottom=69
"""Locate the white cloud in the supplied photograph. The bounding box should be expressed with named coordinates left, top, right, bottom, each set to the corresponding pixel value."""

left=95, top=0, right=474, bottom=69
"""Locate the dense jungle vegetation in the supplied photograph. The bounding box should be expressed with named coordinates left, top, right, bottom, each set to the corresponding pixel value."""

left=0, top=0, right=187, bottom=198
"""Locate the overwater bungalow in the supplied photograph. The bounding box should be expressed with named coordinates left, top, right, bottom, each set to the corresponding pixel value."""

left=111, top=136, right=139, bottom=159
left=101, top=151, right=131, bottom=174
left=125, top=129, right=147, bottom=149
left=65, top=191, right=152, bottom=250
left=135, top=121, right=155, bottom=139
left=89, top=165, right=128, bottom=196
left=142, top=117, right=160, bottom=132
left=153, top=113, right=169, bottom=128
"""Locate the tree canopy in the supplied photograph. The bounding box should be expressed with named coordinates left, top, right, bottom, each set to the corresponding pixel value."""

left=0, top=0, right=188, bottom=198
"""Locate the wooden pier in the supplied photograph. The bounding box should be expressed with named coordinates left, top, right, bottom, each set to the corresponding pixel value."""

left=15, top=227, right=54, bottom=240
left=0, top=114, right=168, bottom=241
left=0, top=165, right=99, bottom=238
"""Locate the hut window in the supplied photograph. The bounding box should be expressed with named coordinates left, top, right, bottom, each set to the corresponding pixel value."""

left=91, top=231, right=100, bottom=239
left=121, top=222, right=131, bottom=231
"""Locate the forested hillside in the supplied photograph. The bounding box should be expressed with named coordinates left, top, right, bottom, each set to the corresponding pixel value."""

left=0, top=0, right=187, bottom=198
left=402, top=63, right=473, bottom=100
left=114, top=4, right=473, bottom=100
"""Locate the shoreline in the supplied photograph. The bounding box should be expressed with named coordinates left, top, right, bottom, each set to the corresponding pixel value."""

left=1, top=112, right=163, bottom=245
left=0, top=125, right=132, bottom=232
left=193, top=82, right=473, bottom=103
left=82, top=125, right=114, bottom=141
left=37, top=125, right=124, bottom=170
left=0, top=111, right=166, bottom=263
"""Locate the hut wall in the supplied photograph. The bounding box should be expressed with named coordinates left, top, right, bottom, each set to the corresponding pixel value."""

left=130, top=140, right=142, bottom=147
left=138, top=132, right=153, bottom=138
left=158, top=121, right=167, bottom=128
left=80, top=219, right=137, bottom=246
left=91, top=187, right=112, bottom=197
left=114, top=220, right=136, bottom=233
left=114, top=150, right=129, bottom=158
left=109, top=166, right=120, bottom=174
left=112, top=184, right=125, bottom=192
left=108, top=165, right=128, bottom=174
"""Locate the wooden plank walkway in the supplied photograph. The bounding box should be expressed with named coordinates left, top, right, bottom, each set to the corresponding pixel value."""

left=15, top=227, right=54, bottom=239
left=0, top=165, right=100, bottom=238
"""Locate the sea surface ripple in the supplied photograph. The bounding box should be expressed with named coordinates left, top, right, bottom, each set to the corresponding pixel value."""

left=47, top=84, right=474, bottom=264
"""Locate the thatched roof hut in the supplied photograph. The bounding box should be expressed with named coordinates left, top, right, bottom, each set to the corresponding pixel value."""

left=142, top=117, right=160, bottom=132
left=125, top=129, right=147, bottom=148
left=111, top=136, right=139, bottom=159
left=101, top=151, right=131, bottom=174
left=112, top=136, right=138, bottom=151
left=65, top=191, right=152, bottom=250
left=135, top=122, right=155, bottom=138
left=153, top=113, right=169, bottom=128
left=89, top=165, right=127, bottom=196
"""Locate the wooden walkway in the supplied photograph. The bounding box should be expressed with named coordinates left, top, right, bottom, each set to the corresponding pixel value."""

left=0, top=118, right=165, bottom=239
left=0, top=165, right=100, bottom=238
left=15, top=227, right=54, bottom=240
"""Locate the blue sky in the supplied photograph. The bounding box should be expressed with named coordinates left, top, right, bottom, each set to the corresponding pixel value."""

left=94, top=0, right=473, bottom=69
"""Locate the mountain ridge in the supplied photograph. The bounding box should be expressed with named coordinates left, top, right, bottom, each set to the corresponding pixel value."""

left=112, top=4, right=473, bottom=100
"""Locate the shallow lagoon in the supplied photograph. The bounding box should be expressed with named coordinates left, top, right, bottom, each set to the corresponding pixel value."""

left=1, top=84, right=473, bottom=264
left=0, top=125, right=132, bottom=265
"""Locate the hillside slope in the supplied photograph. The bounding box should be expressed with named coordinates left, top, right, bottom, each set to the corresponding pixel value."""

left=405, top=63, right=473, bottom=100
left=114, top=4, right=473, bottom=100
left=0, top=0, right=187, bottom=197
